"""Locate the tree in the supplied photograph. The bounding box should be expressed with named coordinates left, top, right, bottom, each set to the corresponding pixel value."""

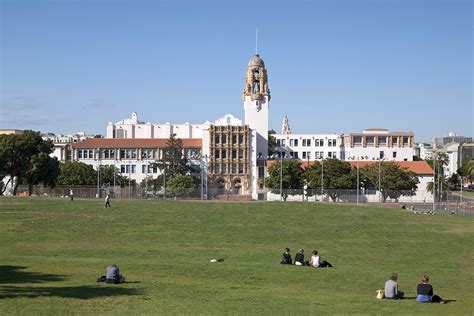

left=265, top=159, right=304, bottom=201
left=305, top=159, right=355, bottom=202
left=0, top=130, right=59, bottom=195
left=24, top=151, right=60, bottom=196
left=166, top=175, right=200, bottom=198
left=140, top=175, right=165, bottom=196
left=155, top=134, right=190, bottom=181
left=360, top=161, right=419, bottom=202
left=57, top=161, right=96, bottom=185
left=98, top=165, right=132, bottom=187
left=268, top=129, right=277, bottom=157
left=426, top=152, right=450, bottom=200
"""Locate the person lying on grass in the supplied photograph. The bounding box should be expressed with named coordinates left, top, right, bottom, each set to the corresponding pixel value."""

left=97, top=264, right=125, bottom=284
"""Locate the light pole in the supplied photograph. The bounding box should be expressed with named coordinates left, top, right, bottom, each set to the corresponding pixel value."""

left=321, top=158, right=324, bottom=200
left=356, top=157, right=359, bottom=204
left=378, top=158, right=384, bottom=203
left=280, top=151, right=283, bottom=201
left=128, top=158, right=131, bottom=199
left=97, top=151, right=101, bottom=198
left=201, top=155, right=204, bottom=200
left=432, top=153, right=436, bottom=211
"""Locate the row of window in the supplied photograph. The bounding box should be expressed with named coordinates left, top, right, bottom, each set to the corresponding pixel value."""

left=353, top=136, right=409, bottom=146
left=276, top=151, right=339, bottom=159
left=214, top=149, right=246, bottom=159
left=119, top=164, right=159, bottom=174
left=213, top=163, right=246, bottom=174
left=277, top=138, right=338, bottom=147
left=77, top=148, right=201, bottom=160
left=214, top=134, right=245, bottom=145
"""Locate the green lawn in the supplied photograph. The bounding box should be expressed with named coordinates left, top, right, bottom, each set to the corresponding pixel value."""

left=0, top=197, right=473, bottom=315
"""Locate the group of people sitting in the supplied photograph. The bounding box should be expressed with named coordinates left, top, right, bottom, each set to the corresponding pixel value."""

left=384, top=272, right=444, bottom=303
left=281, top=248, right=332, bottom=268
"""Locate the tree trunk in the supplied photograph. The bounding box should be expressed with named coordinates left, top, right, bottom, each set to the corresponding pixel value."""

left=28, top=183, right=33, bottom=196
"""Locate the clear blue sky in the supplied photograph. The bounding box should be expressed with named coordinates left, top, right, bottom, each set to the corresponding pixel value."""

left=1, top=0, right=472, bottom=142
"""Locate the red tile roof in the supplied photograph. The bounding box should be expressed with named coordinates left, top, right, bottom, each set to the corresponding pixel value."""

left=71, top=138, right=202, bottom=149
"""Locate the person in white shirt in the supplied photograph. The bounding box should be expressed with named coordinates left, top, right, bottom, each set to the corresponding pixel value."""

left=104, top=194, right=111, bottom=208
left=310, top=250, right=332, bottom=268
left=310, top=250, right=320, bottom=267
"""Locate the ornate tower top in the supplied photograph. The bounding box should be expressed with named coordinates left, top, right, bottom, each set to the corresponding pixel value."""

left=242, top=54, right=270, bottom=102
left=282, top=116, right=291, bottom=135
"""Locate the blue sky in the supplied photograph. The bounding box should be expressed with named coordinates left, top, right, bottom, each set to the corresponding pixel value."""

left=1, top=0, right=472, bottom=142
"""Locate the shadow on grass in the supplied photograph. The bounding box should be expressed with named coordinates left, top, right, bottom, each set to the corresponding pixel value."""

left=0, top=266, right=65, bottom=284
left=0, top=285, right=142, bottom=300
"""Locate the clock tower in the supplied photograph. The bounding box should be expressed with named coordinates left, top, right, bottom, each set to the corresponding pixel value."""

left=243, top=54, right=270, bottom=199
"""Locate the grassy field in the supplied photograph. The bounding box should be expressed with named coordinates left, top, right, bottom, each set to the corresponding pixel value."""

left=0, top=197, right=473, bottom=315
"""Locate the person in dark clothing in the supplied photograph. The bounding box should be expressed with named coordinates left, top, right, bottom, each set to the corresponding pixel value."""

left=417, top=275, right=443, bottom=303
left=280, top=248, right=292, bottom=264
left=97, top=264, right=125, bottom=284
left=294, top=249, right=309, bottom=266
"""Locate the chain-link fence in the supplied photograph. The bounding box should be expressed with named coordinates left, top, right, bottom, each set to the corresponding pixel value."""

left=8, top=185, right=474, bottom=215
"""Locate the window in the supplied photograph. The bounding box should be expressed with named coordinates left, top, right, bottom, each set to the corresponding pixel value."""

left=290, top=139, right=294, bottom=147
left=366, top=137, right=374, bottom=145
left=222, top=135, right=227, bottom=144
left=232, top=135, right=237, bottom=144
left=232, top=163, right=237, bottom=174
left=293, top=152, right=299, bottom=159
left=239, top=163, right=244, bottom=174
left=354, top=137, right=362, bottom=145
left=307, top=152, right=311, bottom=159
left=78, top=149, right=93, bottom=159
left=393, top=151, right=397, bottom=158
left=214, top=149, right=220, bottom=159
left=276, top=139, right=281, bottom=146
left=302, top=139, right=306, bottom=147
left=232, top=150, right=237, bottom=159
left=281, top=139, right=286, bottom=146
left=239, top=149, right=244, bottom=159
left=214, top=163, right=221, bottom=174
left=318, top=139, right=324, bottom=146
left=328, top=152, right=333, bottom=158
left=215, top=135, right=220, bottom=144
left=121, top=165, right=126, bottom=173
left=302, top=152, right=307, bottom=159
left=306, top=139, right=311, bottom=147
left=378, top=137, right=387, bottom=146
left=239, top=134, right=244, bottom=144
left=403, top=137, right=409, bottom=145
left=294, top=139, right=299, bottom=147
left=258, top=166, right=265, bottom=178
left=392, top=136, right=398, bottom=145
left=379, top=151, right=384, bottom=159
left=328, top=139, right=336, bottom=147
left=221, top=149, right=227, bottom=159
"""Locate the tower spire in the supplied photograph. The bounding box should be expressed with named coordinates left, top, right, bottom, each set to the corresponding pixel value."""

left=255, top=28, right=258, bottom=55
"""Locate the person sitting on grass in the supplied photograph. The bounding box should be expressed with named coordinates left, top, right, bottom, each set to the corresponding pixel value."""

left=310, top=250, right=332, bottom=268
left=294, top=249, right=309, bottom=266
left=280, top=247, right=292, bottom=264
left=416, top=275, right=444, bottom=303
left=384, top=272, right=404, bottom=299
left=97, top=264, right=125, bottom=284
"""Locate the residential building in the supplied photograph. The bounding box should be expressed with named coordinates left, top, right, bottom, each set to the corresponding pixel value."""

left=432, top=132, right=472, bottom=149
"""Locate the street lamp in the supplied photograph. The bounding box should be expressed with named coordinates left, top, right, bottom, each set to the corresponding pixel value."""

left=321, top=158, right=324, bottom=200
left=128, top=158, right=131, bottom=200
left=356, top=156, right=360, bottom=204
left=378, top=157, right=385, bottom=203
left=280, top=151, right=283, bottom=201
left=97, top=150, right=101, bottom=198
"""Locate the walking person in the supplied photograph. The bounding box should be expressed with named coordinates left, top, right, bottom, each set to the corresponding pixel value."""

left=104, top=193, right=111, bottom=208
left=70, top=188, right=74, bottom=201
